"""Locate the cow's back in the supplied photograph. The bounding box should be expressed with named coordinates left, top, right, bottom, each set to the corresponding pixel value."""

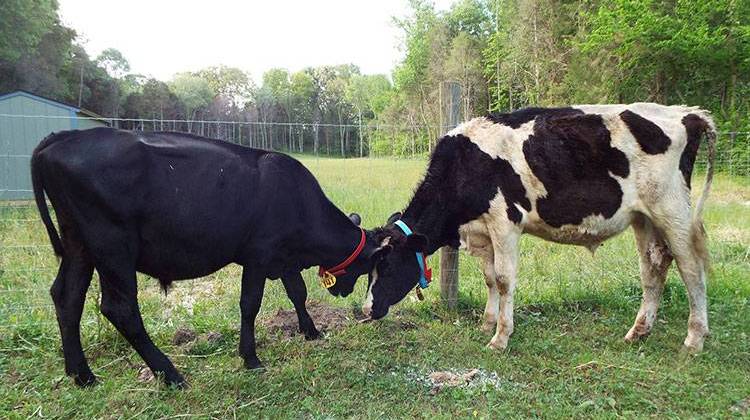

left=445, top=103, right=713, bottom=248
left=33, top=128, right=286, bottom=279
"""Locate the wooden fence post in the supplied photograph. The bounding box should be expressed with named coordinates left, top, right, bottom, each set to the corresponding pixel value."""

left=440, top=81, right=462, bottom=308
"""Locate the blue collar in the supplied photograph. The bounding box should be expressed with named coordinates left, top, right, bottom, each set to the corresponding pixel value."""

left=394, top=220, right=431, bottom=289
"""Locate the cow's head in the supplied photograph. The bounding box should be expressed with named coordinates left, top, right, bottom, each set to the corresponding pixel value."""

left=362, top=212, right=427, bottom=319
left=323, top=213, right=393, bottom=298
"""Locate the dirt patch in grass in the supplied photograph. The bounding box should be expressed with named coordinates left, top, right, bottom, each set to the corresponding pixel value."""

left=351, top=306, right=418, bottom=331
left=4, top=367, right=21, bottom=385
left=263, top=300, right=354, bottom=338
left=172, top=327, right=198, bottom=345
left=730, top=396, right=750, bottom=415
left=171, top=328, right=225, bottom=354
left=400, top=367, right=505, bottom=395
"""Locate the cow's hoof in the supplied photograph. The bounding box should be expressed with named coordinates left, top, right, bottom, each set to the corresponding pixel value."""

left=486, top=338, right=508, bottom=351
left=682, top=338, right=704, bottom=354
left=244, top=358, right=264, bottom=370
left=303, top=328, right=321, bottom=341
left=165, top=373, right=188, bottom=388
left=480, top=320, right=496, bottom=334
left=623, top=329, right=649, bottom=342
left=73, top=372, right=98, bottom=387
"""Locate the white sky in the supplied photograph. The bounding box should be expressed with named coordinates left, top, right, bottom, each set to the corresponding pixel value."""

left=59, top=0, right=455, bottom=83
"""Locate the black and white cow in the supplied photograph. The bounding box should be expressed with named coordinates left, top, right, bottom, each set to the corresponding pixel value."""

left=363, top=103, right=715, bottom=352
left=32, top=128, right=390, bottom=387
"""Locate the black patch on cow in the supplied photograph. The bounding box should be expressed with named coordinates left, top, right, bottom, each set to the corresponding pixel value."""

left=680, top=114, right=707, bottom=188
left=488, top=107, right=584, bottom=128
left=401, top=135, right=530, bottom=253
left=496, top=157, right=532, bottom=224
left=523, top=114, right=630, bottom=228
left=620, top=110, right=671, bottom=154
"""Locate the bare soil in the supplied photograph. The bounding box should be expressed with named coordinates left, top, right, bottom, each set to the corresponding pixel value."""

left=262, top=300, right=354, bottom=338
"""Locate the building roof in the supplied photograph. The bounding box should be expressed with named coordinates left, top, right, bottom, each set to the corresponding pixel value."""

left=0, top=90, right=110, bottom=123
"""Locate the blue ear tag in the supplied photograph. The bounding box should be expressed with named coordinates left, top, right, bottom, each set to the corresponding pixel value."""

left=394, top=220, right=431, bottom=289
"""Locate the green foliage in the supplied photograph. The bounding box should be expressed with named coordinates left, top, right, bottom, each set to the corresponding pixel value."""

left=346, top=74, right=392, bottom=118
left=95, top=48, right=130, bottom=79
left=169, top=73, right=216, bottom=120
left=122, top=78, right=182, bottom=120
left=570, top=0, right=750, bottom=146
left=196, top=65, right=254, bottom=108
left=0, top=0, right=59, bottom=63
left=0, top=1, right=76, bottom=101
left=1, top=0, right=749, bottom=158
left=446, top=0, right=493, bottom=38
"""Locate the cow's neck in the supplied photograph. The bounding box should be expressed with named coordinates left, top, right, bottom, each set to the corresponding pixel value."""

left=309, top=204, right=363, bottom=269
left=400, top=183, right=458, bottom=256
left=399, top=138, right=482, bottom=256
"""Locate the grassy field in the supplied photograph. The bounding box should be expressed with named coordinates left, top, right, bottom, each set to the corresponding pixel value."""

left=1, top=156, right=749, bottom=418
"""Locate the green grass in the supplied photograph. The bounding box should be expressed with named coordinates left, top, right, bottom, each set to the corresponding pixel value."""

left=1, top=157, right=749, bottom=418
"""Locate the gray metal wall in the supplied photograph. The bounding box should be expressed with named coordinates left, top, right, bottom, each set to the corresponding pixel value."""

left=0, top=94, right=106, bottom=200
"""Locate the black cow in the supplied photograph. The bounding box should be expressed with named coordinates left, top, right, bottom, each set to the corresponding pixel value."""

left=363, top=103, right=716, bottom=352
left=31, top=128, right=390, bottom=387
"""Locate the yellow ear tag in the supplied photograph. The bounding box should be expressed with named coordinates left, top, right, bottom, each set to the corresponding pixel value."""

left=320, top=272, right=337, bottom=289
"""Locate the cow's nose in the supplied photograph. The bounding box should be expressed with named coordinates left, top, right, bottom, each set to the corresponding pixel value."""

left=361, top=304, right=372, bottom=317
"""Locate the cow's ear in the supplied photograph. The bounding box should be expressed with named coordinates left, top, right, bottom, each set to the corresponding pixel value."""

left=370, top=244, right=392, bottom=262
left=367, top=235, right=392, bottom=262
left=349, top=213, right=362, bottom=226
left=405, top=234, right=427, bottom=252
left=386, top=212, right=402, bottom=225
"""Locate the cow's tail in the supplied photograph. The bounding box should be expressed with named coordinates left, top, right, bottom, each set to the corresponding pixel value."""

left=690, top=110, right=716, bottom=271
left=31, top=134, right=64, bottom=257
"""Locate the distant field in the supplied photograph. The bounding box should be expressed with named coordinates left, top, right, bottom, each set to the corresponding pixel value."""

left=1, top=156, right=748, bottom=418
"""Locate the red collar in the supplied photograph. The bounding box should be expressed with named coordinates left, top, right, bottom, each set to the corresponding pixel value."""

left=319, top=228, right=366, bottom=277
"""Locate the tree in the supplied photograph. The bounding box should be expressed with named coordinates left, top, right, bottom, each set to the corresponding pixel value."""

left=346, top=74, right=392, bottom=156
left=2, top=0, right=748, bottom=159
left=196, top=65, right=253, bottom=109
left=0, top=0, right=59, bottom=63
left=96, top=48, right=130, bottom=79
left=169, top=73, right=215, bottom=130
left=261, top=68, right=293, bottom=149
left=446, top=32, right=486, bottom=117
left=290, top=71, right=316, bottom=152
left=9, top=21, right=76, bottom=100
left=573, top=0, right=750, bottom=133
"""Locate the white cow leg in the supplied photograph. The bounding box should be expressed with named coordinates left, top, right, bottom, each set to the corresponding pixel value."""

left=625, top=215, right=673, bottom=341
left=487, top=228, right=520, bottom=350
left=487, top=272, right=517, bottom=350
left=670, top=240, right=709, bottom=352
left=651, top=202, right=710, bottom=352
left=481, top=258, right=499, bottom=333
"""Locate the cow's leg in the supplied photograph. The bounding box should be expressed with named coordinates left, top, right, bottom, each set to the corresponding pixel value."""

left=487, top=225, right=521, bottom=350
left=625, top=214, right=673, bottom=341
left=481, top=256, right=499, bottom=333
left=664, top=230, right=709, bottom=351
left=50, top=247, right=95, bottom=386
left=281, top=272, right=319, bottom=340
left=98, top=264, right=184, bottom=386
left=239, top=268, right=265, bottom=369
left=650, top=201, right=709, bottom=351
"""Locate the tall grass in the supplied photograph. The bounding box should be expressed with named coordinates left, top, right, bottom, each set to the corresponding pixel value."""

left=0, top=157, right=748, bottom=418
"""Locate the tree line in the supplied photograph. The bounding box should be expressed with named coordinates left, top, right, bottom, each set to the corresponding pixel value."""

left=2, top=0, right=748, bottom=158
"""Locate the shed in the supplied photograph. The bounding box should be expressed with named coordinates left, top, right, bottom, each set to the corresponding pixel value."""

left=0, top=90, right=110, bottom=200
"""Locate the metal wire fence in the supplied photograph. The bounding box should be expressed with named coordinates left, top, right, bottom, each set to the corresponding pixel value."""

left=1, top=114, right=748, bottom=334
